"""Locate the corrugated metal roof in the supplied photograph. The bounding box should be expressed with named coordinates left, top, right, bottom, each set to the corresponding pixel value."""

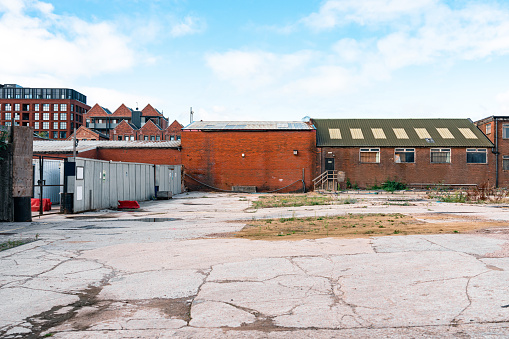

left=34, top=140, right=181, bottom=153
left=313, top=119, right=494, bottom=147
left=183, top=121, right=314, bottom=130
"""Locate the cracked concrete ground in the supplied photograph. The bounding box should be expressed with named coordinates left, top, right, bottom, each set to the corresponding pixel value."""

left=1, top=191, right=509, bottom=338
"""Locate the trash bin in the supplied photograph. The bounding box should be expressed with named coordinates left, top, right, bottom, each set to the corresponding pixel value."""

left=60, top=193, right=74, bottom=214
left=13, top=197, right=32, bottom=222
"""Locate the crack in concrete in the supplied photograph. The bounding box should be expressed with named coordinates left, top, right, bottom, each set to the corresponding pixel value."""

left=452, top=270, right=491, bottom=324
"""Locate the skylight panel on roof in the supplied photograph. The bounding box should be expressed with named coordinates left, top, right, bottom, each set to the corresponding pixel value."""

left=393, top=128, right=409, bottom=139
left=414, top=128, right=431, bottom=139
left=329, top=128, right=341, bottom=139
left=371, top=128, right=386, bottom=139
left=458, top=128, right=478, bottom=139
left=350, top=128, right=364, bottom=139
left=436, top=128, right=454, bottom=139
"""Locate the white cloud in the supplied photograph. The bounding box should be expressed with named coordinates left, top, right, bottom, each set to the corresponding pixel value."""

left=205, top=50, right=314, bottom=89
left=82, top=87, right=163, bottom=113
left=0, top=0, right=137, bottom=81
left=303, top=0, right=435, bottom=29
left=170, top=16, right=206, bottom=37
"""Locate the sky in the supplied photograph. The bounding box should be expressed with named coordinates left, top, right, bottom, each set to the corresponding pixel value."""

left=2, top=0, right=509, bottom=124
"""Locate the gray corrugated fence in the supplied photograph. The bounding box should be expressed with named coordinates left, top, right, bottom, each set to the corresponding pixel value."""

left=67, top=158, right=182, bottom=213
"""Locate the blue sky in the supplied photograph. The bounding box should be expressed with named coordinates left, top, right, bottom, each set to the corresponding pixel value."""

left=2, top=0, right=509, bottom=124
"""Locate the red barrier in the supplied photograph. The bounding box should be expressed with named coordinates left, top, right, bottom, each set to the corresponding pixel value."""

left=31, top=198, right=52, bottom=212
left=118, top=200, right=140, bottom=209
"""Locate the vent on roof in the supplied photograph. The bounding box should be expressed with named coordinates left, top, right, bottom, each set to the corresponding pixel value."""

left=458, top=128, right=478, bottom=139
left=371, top=128, right=386, bottom=139
left=329, top=128, right=341, bottom=139
left=350, top=128, right=364, bottom=139
left=414, top=128, right=431, bottom=139
left=393, top=128, right=409, bottom=139
left=436, top=128, right=454, bottom=139
left=425, top=138, right=435, bottom=143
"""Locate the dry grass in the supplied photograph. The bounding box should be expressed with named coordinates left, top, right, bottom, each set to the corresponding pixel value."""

left=234, top=213, right=509, bottom=240
left=252, top=194, right=355, bottom=209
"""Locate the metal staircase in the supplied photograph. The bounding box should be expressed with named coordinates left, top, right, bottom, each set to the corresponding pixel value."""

left=313, top=170, right=339, bottom=192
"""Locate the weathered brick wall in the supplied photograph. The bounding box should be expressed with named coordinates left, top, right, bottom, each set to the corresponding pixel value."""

left=68, top=127, right=102, bottom=140
left=181, top=130, right=317, bottom=192
left=139, top=121, right=162, bottom=139
left=317, top=147, right=495, bottom=188
left=96, top=148, right=182, bottom=165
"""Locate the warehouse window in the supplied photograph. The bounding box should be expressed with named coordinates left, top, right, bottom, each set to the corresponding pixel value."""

left=34, top=122, right=39, bottom=129
left=118, top=136, right=122, bottom=140
left=60, top=122, right=66, bottom=130
left=53, top=104, right=59, bottom=111
left=43, top=122, right=49, bottom=129
left=466, top=148, right=487, bottom=164
left=360, top=148, right=380, bottom=163
left=43, top=104, right=49, bottom=111
left=5, top=104, right=11, bottom=111
left=486, top=124, right=492, bottom=134
left=53, top=122, right=58, bottom=129
left=430, top=148, right=451, bottom=163
left=59, top=131, right=66, bottom=139
left=34, top=113, right=39, bottom=120
left=61, top=104, right=67, bottom=111
left=394, top=148, right=415, bottom=163
left=53, top=113, right=58, bottom=120
left=14, top=104, right=20, bottom=111
left=34, top=104, right=39, bottom=111
left=5, top=113, right=11, bottom=120
left=60, top=113, right=67, bottom=120
left=43, top=113, right=49, bottom=120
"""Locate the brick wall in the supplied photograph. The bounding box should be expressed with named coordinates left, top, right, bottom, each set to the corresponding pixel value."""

left=181, top=130, right=317, bottom=192
left=318, top=146, right=495, bottom=188
left=95, top=148, right=181, bottom=165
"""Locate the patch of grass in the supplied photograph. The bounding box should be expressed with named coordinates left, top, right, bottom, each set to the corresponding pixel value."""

left=0, top=238, right=37, bottom=252
left=252, top=195, right=334, bottom=209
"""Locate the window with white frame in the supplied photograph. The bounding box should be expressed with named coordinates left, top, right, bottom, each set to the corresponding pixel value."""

left=43, top=122, right=49, bottom=129
left=60, top=104, right=67, bottom=111
left=34, top=122, right=39, bottom=129
left=360, top=148, right=380, bottom=163
left=486, top=124, right=492, bottom=134
left=14, top=104, right=20, bottom=111
left=60, top=113, right=67, bottom=120
left=34, top=113, right=39, bottom=120
left=466, top=148, right=487, bottom=164
left=43, top=104, right=49, bottom=111
left=5, top=113, right=11, bottom=120
left=430, top=148, right=451, bottom=163
left=60, top=122, right=66, bottom=130
left=53, top=113, right=58, bottom=120
left=34, top=104, right=39, bottom=111
left=5, top=104, right=11, bottom=111
left=394, top=148, right=415, bottom=163
left=43, top=113, right=49, bottom=120
left=53, top=122, right=59, bottom=129
left=53, top=104, right=59, bottom=111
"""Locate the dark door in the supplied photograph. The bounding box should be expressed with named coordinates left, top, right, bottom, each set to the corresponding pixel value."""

left=325, top=158, right=335, bottom=173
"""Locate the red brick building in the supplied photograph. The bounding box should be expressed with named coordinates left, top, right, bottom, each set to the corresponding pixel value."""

left=67, top=126, right=109, bottom=141
left=0, top=84, right=90, bottom=140
left=83, top=102, right=181, bottom=141
left=181, top=121, right=316, bottom=192
left=474, top=116, right=509, bottom=187
left=312, top=119, right=494, bottom=188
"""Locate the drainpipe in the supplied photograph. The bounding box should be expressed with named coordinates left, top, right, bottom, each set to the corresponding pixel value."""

left=495, top=119, right=499, bottom=188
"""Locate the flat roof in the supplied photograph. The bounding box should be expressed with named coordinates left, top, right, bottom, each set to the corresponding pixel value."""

left=183, top=121, right=314, bottom=130
left=34, top=140, right=181, bottom=154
